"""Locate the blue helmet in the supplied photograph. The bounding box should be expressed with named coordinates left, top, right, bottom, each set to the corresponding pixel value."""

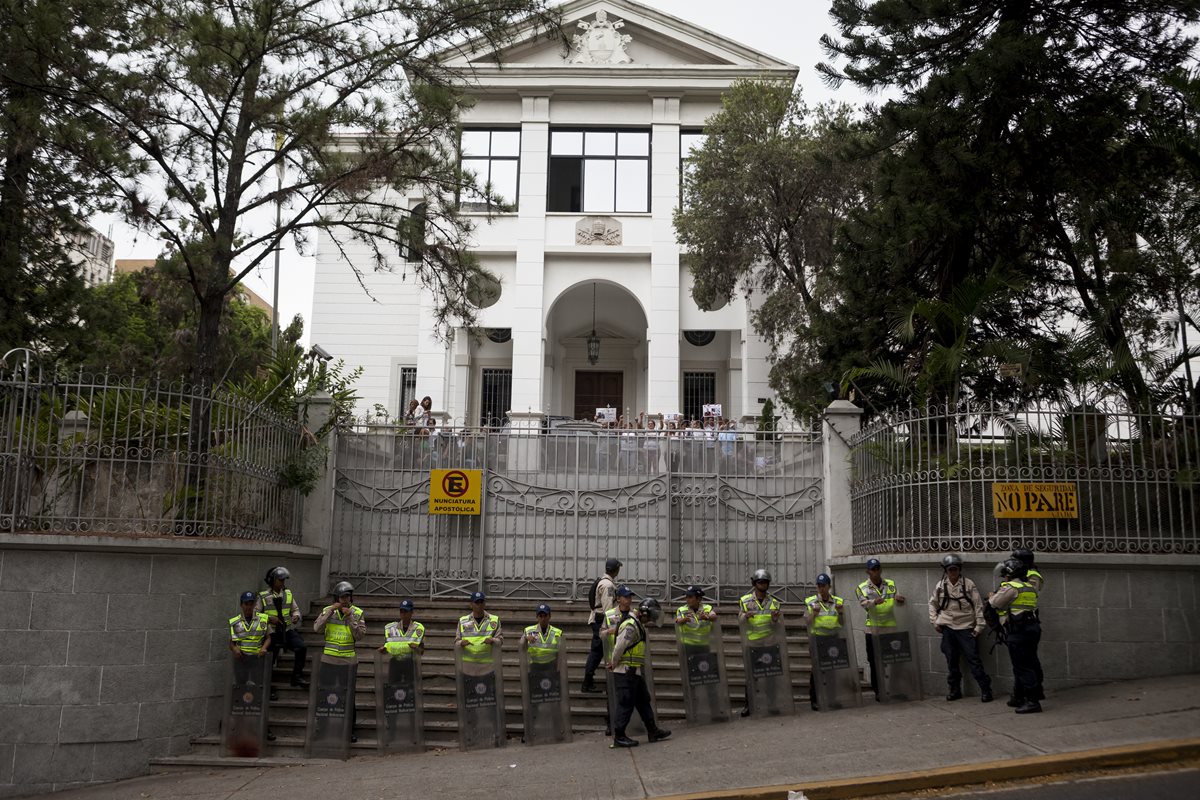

left=816, top=573, right=832, bottom=586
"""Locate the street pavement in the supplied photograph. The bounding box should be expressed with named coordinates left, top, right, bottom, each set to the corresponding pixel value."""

left=927, top=767, right=1200, bottom=800
left=35, top=674, right=1200, bottom=800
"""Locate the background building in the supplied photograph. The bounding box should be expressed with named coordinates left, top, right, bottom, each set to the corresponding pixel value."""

left=310, top=0, right=798, bottom=425
left=69, top=225, right=115, bottom=287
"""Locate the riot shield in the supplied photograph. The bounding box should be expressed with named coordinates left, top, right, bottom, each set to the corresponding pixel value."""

left=867, top=603, right=922, bottom=703
left=374, top=651, right=425, bottom=752
left=305, top=657, right=357, bottom=759
left=603, top=629, right=656, bottom=737
left=809, top=625, right=863, bottom=712
left=455, top=646, right=506, bottom=750
left=221, top=652, right=271, bottom=757
left=675, top=617, right=730, bottom=724
left=739, top=618, right=796, bottom=717
left=519, top=640, right=572, bottom=745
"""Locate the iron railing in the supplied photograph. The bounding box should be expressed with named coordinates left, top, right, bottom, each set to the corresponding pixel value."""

left=330, top=424, right=825, bottom=603
left=849, top=401, right=1200, bottom=555
left=0, top=365, right=303, bottom=541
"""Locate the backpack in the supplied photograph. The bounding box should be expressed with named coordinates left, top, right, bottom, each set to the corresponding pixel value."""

left=587, top=576, right=603, bottom=610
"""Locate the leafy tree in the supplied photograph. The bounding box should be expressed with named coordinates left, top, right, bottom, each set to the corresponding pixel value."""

left=673, top=80, right=877, bottom=415
left=820, top=0, right=1200, bottom=413
left=0, top=0, right=135, bottom=356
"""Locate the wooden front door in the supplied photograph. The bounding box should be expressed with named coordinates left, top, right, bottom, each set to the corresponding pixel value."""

left=574, top=371, right=623, bottom=421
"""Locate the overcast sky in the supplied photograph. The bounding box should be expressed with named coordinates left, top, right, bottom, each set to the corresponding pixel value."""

left=100, top=1, right=858, bottom=345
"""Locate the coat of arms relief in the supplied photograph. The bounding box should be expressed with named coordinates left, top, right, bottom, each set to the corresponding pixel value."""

left=568, top=11, right=634, bottom=64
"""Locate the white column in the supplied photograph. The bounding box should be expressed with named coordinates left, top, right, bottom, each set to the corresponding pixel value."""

left=450, top=327, right=470, bottom=425
left=416, top=289, right=449, bottom=411
left=647, top=97, right=681, bottom=415
left=740, top=325, right=772, bottom=420
left=510, top=96, right=550, bottom=418
left=822, top=400, right=864, bottom=562
left=727, top=333, right=743, bottom=420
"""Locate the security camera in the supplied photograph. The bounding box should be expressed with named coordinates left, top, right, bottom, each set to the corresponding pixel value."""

left=310, top=344, right=333, bottom=362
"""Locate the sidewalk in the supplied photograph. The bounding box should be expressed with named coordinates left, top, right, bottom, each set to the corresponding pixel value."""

left=41, top=674, right=1200, bottom=800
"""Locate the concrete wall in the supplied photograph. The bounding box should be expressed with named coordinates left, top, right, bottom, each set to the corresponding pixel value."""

left=829, top=554, right=1200, bottom=699
left=0, top=535, right=322, bottom=796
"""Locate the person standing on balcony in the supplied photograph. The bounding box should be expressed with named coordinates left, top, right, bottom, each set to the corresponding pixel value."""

left=608, top=598, right=671, bottom=747
left=856, top=558, right=906, bottom=700
left=256, top=566, right=308, bottom=700
left=990, top=559, right=1044, bottom=714
left=583, top=558, right=622, bottom=693
left=929, top=555, right=993, bottom=703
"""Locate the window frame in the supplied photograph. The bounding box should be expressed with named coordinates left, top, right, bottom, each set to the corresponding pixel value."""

left=547, top=127, right=652, bottom=214
left=682, top=370, right=718, bottom=424
left=679, top=128, right=706, bottom=209
left=458, top=128, right=522, bottom=212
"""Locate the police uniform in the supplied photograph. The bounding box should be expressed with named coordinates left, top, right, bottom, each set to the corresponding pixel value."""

left=990, top=575, right=1043, bottom=712
left=523, top=611, right=563, bottom=729
left=740, top=589, right=783, bottom=713
left=583, top=559, right=621, bottom=692
left=383, top=618, right=425, bottom=682
left=609, top=610, right=669, bottom=746
left=856, top=568, right=900, bottom=699
left=675, top=591, right=721, bottom=714
left=929, top=571, right=993, bottom=701
left=804, top=584, right=843, bottom=709
left=456, top=608, right=503, bottom=677
left=229, top=605, right=271, bottom=684
left=314, top=593, right=366, bottom=737
left=256, top=583, right=308, bottom=687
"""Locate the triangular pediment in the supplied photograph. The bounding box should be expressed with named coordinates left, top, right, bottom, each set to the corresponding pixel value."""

left=441, top=0, right=796, bottom=73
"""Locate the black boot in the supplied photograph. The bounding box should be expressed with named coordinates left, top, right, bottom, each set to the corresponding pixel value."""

left=613, top=736, right=638, bottom=747
left=946, top=689, right=963, bottom=701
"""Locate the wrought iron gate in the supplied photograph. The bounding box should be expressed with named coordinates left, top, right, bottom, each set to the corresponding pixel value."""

left=329, top=426, right=824, bottom=602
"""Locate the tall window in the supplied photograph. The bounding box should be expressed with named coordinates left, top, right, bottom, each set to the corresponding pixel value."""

left=460, top=130, right=520, bottom=211
left=548, top=130, right=650, bottom=213
left=680, top=130, right=706, bottom=208
left=480, top=368, right=513, bottom=427
left=397, top=367, right=417, bottom=415
left=682, top=371, right=717, bottom=423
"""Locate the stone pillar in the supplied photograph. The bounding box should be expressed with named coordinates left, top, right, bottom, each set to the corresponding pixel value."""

left=450, top=327, right=471, bottom=425
left=646, top=97, right=681, bottom=415
left=415, top=290, right=449, bottom=410
left=822, top=400, right=864, bottom=564
left=740, top=325, right=772, bottom=420
left=511, top=96, right=550, bottom=414
left=300, top=390, right=335, bottom=587
left=505, top=410, right=545, bottom=472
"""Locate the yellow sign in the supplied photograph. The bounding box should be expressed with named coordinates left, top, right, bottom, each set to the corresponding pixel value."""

left=429, top=469, right=482, bottom=515
left=991, top=482, right=1078, bottom=519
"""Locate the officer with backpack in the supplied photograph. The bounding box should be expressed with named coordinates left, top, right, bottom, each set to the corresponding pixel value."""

left=582, top=557, right=622, bottom=693
left=928, top=554, right=993, bottom=703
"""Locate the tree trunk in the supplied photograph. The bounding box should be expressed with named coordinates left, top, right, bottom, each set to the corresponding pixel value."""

left=0, top=43, right=41, bottom=350
left=181, top=290, right=225, bottom=533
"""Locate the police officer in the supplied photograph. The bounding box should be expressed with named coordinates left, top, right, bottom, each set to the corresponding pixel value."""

left=583, top=558, right=622, bottom=693
left=989, top=558, right=1044, bottom=713
left=855, top=558, right=906, bottom=700
left=1011, top=548, right=1044, bottom=591
left=604, top=585, right=635, bottom=645
left=805, top=573, right=844, bottom=710
left=929, top=555, right=993, bottom=703
left=314, top=581, right=366, bottom=741
left=674, top=585, right=721, bottom=719
left=229, top=591, right=271, bottom=683
left=455, top=591, right=503, bottom=667
left=608, top=598, right=671, bottom=747
left=256, top=566, right=308, bottom=698
left=523, top=603, right=564, bottom=731
left=378, top=599, right=424, bottom=678
left=739, top=569, right=782, bottom=716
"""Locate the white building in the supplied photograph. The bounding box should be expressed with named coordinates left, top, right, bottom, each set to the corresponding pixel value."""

left=69, top=225, right=115, bottom=288
left=311, top=0, right=797, bottom=427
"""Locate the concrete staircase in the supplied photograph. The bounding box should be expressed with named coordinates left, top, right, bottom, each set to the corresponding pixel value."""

left=185, top=595, right=815, bottom=758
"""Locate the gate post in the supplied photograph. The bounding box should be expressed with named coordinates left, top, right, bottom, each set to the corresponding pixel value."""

left=822, top=400, right=863, bottom=564
left=300, top=390, right=335, bottom=589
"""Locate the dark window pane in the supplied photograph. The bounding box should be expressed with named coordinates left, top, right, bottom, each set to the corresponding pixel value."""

left=548, top=157, right=583, bottom=212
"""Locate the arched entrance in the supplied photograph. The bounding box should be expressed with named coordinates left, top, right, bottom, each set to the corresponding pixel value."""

left=544, top=280, right=648, bottom=421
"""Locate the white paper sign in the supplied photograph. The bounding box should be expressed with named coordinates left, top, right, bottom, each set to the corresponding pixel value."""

left=664, top=412, right=682, bottom=422
left=702, top=403, right=722, bottom=420
left=596, top=407, right=617, bottom=422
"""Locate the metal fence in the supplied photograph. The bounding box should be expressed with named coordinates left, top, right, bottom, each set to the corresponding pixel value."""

left=0, top=365, right=302, bottom=541
left=330, top=425, right=825, bottom=603
left=849, top=401, right=1200, bottom=555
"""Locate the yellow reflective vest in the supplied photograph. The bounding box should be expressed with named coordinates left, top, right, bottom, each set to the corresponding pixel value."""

left=384, top=620, right=424, bottom=658
left=321, top=605, right=364, bottom=658
left=805, top=594, right=844, bottom=636
left=229, top=612, right=270, bottom=654
left=856, top=577, right=899, bottom=628
left=458, top=613, right=501, bottom=664
left=523, top=624, right=562, bottom=665
left=675, top=603, right=714, bottom=646
left=739, top=592, right=781, bottom=641
left=616, top=617, right=646, bottom=669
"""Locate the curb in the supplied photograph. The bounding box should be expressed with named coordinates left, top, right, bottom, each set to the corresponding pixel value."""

left=651, top=738, right=1200, bottom=800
